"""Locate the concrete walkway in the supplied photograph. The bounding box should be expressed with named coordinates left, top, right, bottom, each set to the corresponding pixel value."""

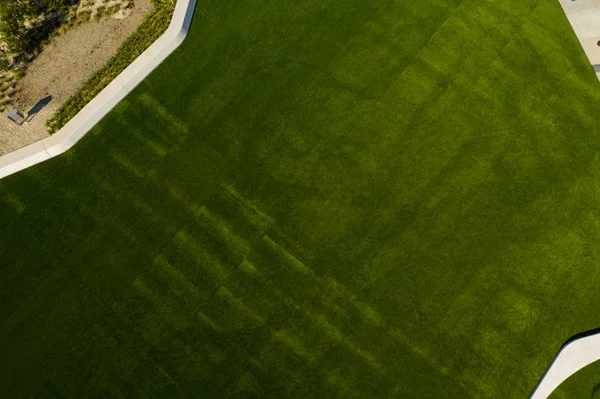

left=530, top=330, right=600, bottom=398
left=558, top=0, right=600, bottom=80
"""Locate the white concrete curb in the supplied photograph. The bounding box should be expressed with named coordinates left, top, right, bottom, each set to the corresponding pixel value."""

left=0, top=0, right=197, bottom=180
left=557, top=0, right=600, bottom=81
left=530, top=330, right=600, bottom=398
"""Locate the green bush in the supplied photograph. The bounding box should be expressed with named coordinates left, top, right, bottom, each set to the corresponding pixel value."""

left=42, top=0, right=72, bottom=13
left=0, top=58, right=9, bottom=72
left=95, top=5, right=106, bottom=19
left=46, top=0, right=176, bottom=133
left=14, top=69, right=26, bottom=79
left=79, top=10, right=92, bottom=22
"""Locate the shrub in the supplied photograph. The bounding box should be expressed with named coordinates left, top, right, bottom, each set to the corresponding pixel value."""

left=79, top=10, right=92, bottom=21
left=14, top=69, right=26, bottom=79
left=42, top=0, right=72, bottom=13
left=0, top=58, right=9, bottom=72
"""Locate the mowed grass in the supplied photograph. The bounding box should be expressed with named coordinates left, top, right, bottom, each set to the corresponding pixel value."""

left=1, top=0, right=600, bottom=397
left=550, top=359, right=600, bottom=398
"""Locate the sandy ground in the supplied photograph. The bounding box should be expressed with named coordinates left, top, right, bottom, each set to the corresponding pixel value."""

left=0, top=0, right=153, bottom=156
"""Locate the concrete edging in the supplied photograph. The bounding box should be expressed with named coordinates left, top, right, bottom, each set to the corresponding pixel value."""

left=530, top=329, right=600, bottom=398
left=557, top=0, right=600, bottom=81
left=0, top=0, right=197, bottom=180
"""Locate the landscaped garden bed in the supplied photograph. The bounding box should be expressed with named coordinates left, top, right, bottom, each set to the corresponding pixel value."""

left=46, top=0, right=175, bottom=133
left=0, top=0, right=174, bottom=154
left=0, top=0, right=136, bottom=114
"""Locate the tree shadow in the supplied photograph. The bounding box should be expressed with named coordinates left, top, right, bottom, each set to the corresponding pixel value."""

left=26, top=95, right=52, bottom=122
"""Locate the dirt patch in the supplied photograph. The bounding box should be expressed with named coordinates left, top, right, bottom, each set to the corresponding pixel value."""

left=0, top=0, right=153, bottom=156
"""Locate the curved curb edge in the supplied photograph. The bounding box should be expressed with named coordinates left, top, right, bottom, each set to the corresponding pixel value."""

left=0, top=0, right=198, bottom=180
left=530, top=328, right=600, bottom=399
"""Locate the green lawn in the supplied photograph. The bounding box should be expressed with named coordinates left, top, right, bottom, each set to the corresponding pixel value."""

left=0, top=0, right=599, bottom=397
left=550, top=359, right=600, bottom=398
